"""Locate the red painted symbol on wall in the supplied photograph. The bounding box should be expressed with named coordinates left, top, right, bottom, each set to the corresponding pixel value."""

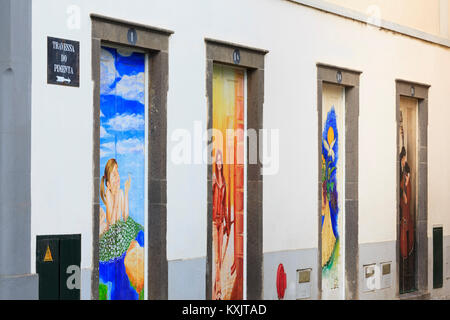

left=276, top=264, right=287, bottom=300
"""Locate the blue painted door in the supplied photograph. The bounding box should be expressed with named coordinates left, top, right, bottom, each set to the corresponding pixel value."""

left=98, top=47, right=146, bottom=300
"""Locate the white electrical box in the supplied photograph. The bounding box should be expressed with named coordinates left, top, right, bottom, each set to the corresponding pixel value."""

left=380, top=262, right=392, bottom=289
left=296, top=268, right=312, bottom=299
left=362, top=264, right=377, bottom=292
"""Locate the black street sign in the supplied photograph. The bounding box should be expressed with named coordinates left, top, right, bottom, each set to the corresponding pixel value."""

left=47, top=37, right=80, bottom=87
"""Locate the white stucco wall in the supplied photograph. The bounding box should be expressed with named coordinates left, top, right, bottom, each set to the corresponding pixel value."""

left=30, top=0, right=450, bottom=276
left=324, top=0, right=443, bottom=37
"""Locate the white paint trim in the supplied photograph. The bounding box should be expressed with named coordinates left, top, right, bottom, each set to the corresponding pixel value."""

left=287, top=0, right=450, bottom=48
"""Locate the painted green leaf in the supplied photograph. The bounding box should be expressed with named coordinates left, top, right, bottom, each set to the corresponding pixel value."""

left=99, top=283, right=108, bottom=300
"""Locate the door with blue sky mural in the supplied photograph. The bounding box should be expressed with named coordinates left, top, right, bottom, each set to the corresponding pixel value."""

left=98, top=46, right=146, bottom=300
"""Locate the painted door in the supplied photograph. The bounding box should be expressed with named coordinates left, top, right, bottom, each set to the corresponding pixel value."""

left=321, top=83, right=345, bottom=300
left=212, top=64, right=245, bottom=300
left=399, top=97, right=418, bottom=294
left=98, top=46, right=146, bottom=300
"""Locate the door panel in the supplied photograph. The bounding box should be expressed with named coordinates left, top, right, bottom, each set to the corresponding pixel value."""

left=212, top=64, right=245, bottom=300
left=59, top=237, right=81, bottom=300
left=399, top=96, right=418, bottom=294
left=36, top=238, right=60, bottom=300
left=321, top=83, right=345, bottom=300
left=99, top=46, right=146, bottom=300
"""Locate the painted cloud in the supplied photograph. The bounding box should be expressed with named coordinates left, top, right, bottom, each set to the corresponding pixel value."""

left=100, top=126, right=111, bottom=138
left=114, top=73, right=145, bottom=105
left=100, top=48, right=145, bottom=105
left=106, top=113, right=145, bottom=132
left=100, top=48, right=117, bottom=94
left=100, top=138, right=144, bottom=158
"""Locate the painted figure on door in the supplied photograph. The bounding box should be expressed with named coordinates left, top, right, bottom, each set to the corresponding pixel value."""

left=399, top=147, right=414, bottom=258
left=100, top=159, right=130, bottom=231
left=212, top=150, right=231, bottom=300
left=321, top=107, right=340, bottom=285
left=399, top=107, right=416, bottom=293
left=99, top=159, right=144, bottom=296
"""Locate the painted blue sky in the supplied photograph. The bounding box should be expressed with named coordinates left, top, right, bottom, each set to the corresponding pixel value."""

left=100, top=47, right=145, bottom=227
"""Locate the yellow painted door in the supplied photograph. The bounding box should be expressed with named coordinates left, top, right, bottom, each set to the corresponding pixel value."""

left=321, top=83, right=345, bottom=300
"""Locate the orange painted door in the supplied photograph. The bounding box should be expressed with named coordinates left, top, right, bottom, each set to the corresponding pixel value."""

left=212, top=64, right=245, bottom=300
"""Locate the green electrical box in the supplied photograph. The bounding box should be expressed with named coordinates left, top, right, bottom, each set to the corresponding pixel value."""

left=36, top=234, right=81, bottom=300
left=433, top=227, right=443, bottom=289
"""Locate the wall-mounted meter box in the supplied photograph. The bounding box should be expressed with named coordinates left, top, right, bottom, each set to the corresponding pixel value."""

left=362, top=264, right=377, bottom=292
left=380, top=262, right=392, bottom=289
left=36, top=234, right=81, bottom=300
left=296, top=268, right=312, bottom=299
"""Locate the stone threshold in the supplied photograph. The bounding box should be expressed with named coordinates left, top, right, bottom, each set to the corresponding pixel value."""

left=399, top=291, right=430, bottom=300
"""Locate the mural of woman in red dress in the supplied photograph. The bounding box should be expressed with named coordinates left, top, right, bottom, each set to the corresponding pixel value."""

left=399, top=145, right=415, bottom=292
left=212, top=65, right=245, bottom=300
left=400, top=147, right=414, bottom=259
left=212, top=150, right=231, bottom=300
